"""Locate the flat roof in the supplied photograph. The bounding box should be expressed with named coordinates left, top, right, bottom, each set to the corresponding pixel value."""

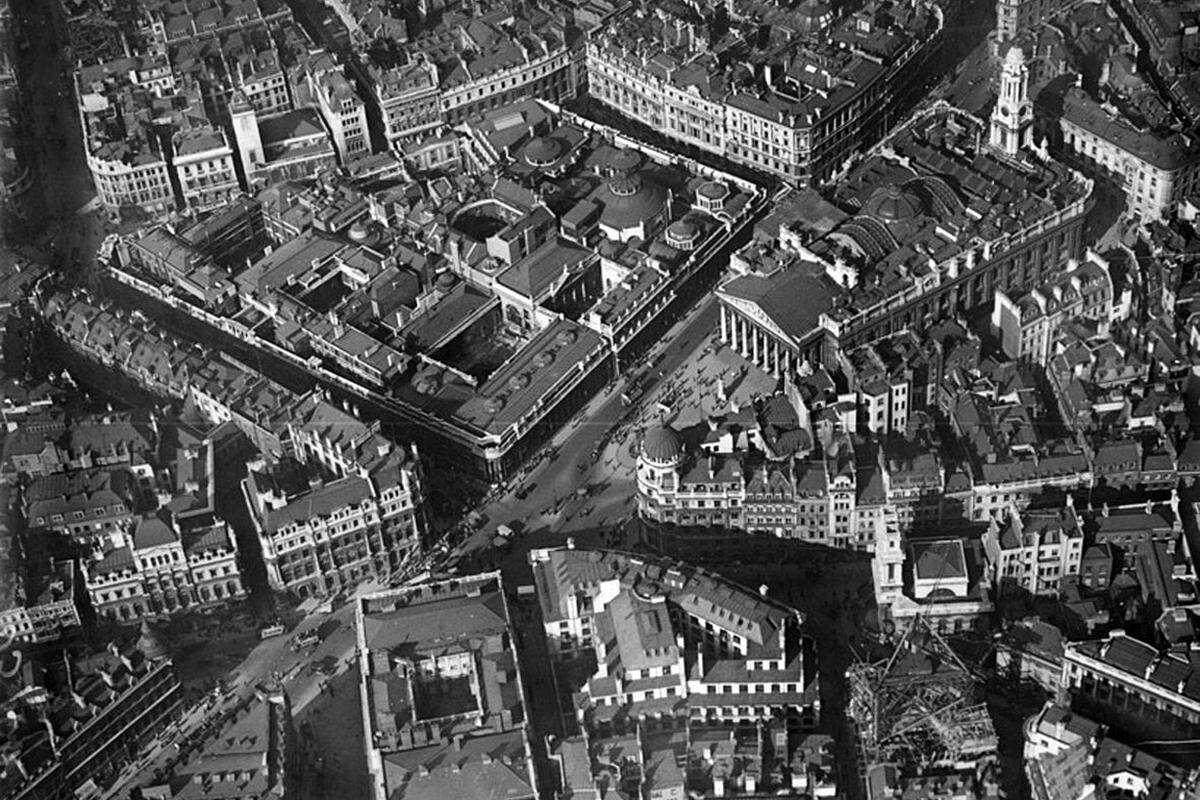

left=1063, top=87, right=1198, bottom=171
left=454, top=319, right=603, bottom=435
left=236, top=231, right=345, bottom=295
left=400, top=282, right=494, bottom=349
left=258, top=108, right=327, bottom=144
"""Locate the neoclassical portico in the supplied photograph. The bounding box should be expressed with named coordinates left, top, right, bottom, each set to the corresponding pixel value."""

left=718, top=299, right=815, bottom=378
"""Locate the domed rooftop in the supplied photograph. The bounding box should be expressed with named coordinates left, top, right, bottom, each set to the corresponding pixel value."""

left=697, top=181, right=729, bottom=201
left=598, top=174, right=668, bottom=232
left=435, top=271, right=458, bottom=291
left=609, top=176, right=641, bottom=196
left=1005, top=45, right=1026, bottom=67
left=609, top=148, right=642, bottom=175
left=667, top=220, right=698, bottom=239
left=864, top=185, right=925, bottom=223
left=642, top=424, right=684, bottom=463
left=795, top=0, right=833, bottom=31
left=524, top=136, right=564, bottom=167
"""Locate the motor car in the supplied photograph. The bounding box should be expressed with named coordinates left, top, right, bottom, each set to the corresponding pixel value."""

left=259, top=624, right=284, bottom=639
left=293, top=630, right=320, bottom=649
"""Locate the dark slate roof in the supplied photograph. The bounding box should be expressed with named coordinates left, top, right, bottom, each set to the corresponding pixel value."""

left=642, top=425, right=684, bottom=463
left=721, top=263, right=839, bottom=342
left=132, top=517, right=178, bottom=550
left=912, top=539, right=967, bottom=581
left=93, top=546, right=135, bottom=576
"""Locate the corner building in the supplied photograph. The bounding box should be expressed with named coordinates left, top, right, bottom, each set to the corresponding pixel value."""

left=716, top=103, right=1094, bottom=371
left=530, top=546, right=820, bottom=734
left=354, top=573, right=537, bottom=800
left=586, top=0, right=944, bottom=185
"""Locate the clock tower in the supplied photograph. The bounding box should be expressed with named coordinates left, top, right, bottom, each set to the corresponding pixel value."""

left=989, top=46, right=1033, bottom=157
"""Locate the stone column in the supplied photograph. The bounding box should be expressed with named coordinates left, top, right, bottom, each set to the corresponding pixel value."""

left=720, top=304, right=729, bottom=344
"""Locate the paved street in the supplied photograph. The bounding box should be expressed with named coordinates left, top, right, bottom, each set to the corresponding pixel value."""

left=930, top=0, right=999, bottom=116
left=452, top=295, right=721, bottom=557
left=10, top=0, right=112, bottom=273
left=0, top=484, right=14, bottom=626
left=7, top=1, right=1170, bottom=799
left=294, top=668, right=370, bottom=800
left=941, top=35, right=999, bottom=117
left=592, top=340, right=778, bottom=475
left=45, top=187, right=766, bottom=798
left=702, top=548, right=878, bottom=800
left=103, top=580, right=374, bottom=800
left=106, top=285, right=751, bottom=800
left=5, top=4, right=777, bottom=793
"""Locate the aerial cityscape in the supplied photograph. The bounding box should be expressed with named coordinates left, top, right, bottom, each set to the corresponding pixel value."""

left=0, top=0, right=1198, bottom=795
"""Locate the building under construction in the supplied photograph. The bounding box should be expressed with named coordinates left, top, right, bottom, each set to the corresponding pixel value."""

left=848, top=617, right=1001, bottom=799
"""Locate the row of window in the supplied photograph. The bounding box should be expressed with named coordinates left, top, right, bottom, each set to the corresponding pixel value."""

left=38, top=504, right=128, bottom=525
left=179, top=158, right=234, bottom=177
left=591, top=685, right=678, bottom=705
left=703, top=681, right=800, bottom=695
left=448, top=58, right=570, bottom=104
left=194, top=563, right=236, bottom=581
left=141, top=551, right=181, bottom=568
left=95, top=171, right=169, bottom=191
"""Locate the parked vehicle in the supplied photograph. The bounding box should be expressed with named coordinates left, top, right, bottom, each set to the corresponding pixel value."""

left=293, top=630, right=320, bottom=649
left=259, top=624, right=284, bottom=639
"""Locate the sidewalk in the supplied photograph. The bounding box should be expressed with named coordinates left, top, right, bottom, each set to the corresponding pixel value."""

left=453, top=296, right=721, bottom=555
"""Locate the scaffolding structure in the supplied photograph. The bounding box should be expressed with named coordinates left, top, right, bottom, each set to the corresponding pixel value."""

left=848, top=616, right=997, bottom=774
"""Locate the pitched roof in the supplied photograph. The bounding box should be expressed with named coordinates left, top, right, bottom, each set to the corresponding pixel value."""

left=361, top=591, right=508, bottom=653
left=92, top=546, right=136, bottom=576
left=184, top=524, right=233, bottom=556
left=262, top=476, right=374, bottom=534
left=132, top=517, right=178, bottom=550
left=381, top=731, right=534, bottom=800
left=720, top=261, right=838, bottom=343
left=911, top=539, right=967, bottom=581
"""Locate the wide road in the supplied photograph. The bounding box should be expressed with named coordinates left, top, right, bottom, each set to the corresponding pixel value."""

left=463, top=295, right=719, bottom=546
left=10, top=0, right=110, bottom=265
left=102, top=583, right=370, bottom=800
left=102, top=285, right=728, bottom=800
left=450, top=192, right=767, bottom=555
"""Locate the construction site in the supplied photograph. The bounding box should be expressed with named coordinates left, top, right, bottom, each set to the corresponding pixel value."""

left=848, top=618, right=1001, bottom=799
